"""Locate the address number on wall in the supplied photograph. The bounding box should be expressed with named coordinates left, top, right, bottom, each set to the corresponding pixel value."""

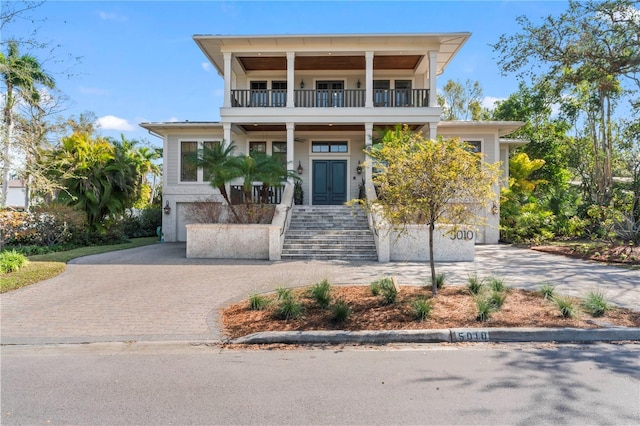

left=450, top=230, right=475, bottom=241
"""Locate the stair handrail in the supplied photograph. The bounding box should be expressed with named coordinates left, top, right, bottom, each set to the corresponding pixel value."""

left=279, top=182, right=295, bottom=236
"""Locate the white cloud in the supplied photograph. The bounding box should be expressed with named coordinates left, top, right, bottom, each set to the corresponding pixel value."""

left=168, top=117, right=179, bottom=122
left=201, top=62, right=212, bottom=72
left=482, top=96, right=504, bottom=110
left=79, top=86, right=109, bottom=96
left=97, top=115, right=135, bottom=131
left=98, top=11, right=127, bottom=22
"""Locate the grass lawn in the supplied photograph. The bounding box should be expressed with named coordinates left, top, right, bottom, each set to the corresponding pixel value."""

left=1, top=237, right=159, bottom=293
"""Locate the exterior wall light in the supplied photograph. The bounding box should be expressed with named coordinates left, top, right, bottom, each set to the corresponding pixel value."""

left=297, top=161, right=304, bottom=175
left=357, top=79, right=361, bottom=89
left=356, top=161, right=363, bottom=175
left=164, top=201, right=171, bottom=215
left=300, top=80, right=305, bottom=89
left=491, top=202, right=498, bottom=215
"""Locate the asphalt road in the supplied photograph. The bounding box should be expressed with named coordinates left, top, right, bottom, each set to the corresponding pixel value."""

left=2, top=342, right=638, bottom=425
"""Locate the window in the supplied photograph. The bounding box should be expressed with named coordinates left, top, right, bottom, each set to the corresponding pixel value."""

left=202, top=141, right=219, bottom=181
left=272, top=142, right=287, bottom=168
left=272, top=81, right=287, bottom=107
left=250, top=141, right=266, bottom=154
left=465, top=140, right=482, bottom=153
left=316, top=81, right=344, bottom=107
left=250, top=81, right=268, bottom=107
left=180, top=141, right=197, bottom=182
left=312, top=141, right=348, bottom=153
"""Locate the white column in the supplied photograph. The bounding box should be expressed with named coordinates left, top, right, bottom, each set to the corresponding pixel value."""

left=223, top=52, right=232, bottom=108
left=286, top=52, right=295, bottom=108
left=365, top=51, right=374, bottom=108
left=428, top=50, right=438, bottom=107
left=286, top=122, right=295, bottom=181
left=365, top=122, right=374, bottom=183
left=223, top=123, right=232, bottom=147
left=429, top=122, right=437, bottom=140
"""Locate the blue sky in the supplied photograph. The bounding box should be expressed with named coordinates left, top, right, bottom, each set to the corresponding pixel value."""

left=4, top=0, right=571, bottom=146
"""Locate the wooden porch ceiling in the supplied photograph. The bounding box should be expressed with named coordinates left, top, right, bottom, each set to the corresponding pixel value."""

left=238, top=55, right=422, bottom=71
left=239, top=124, right=422, bottom=132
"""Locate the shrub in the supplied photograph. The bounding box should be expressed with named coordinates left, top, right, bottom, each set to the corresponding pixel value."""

left=374, top=277, right=397, bottom=305
left=555, top=297, right=576, bottom=318
left=581, top=290, right=610, bottom=317
left=538, top=283, right=555, bottom=300
left=330, top=298, right=351, bottom=324
left=428, top=273, right=446, bottom=290
left=309, top=279, right=332, bottom=308
left=248, top=293, right=269, bottom=311
left=488, top=290, right=506, bottom=309
left=475, top=297, right=495, bottom=322
left=0, top=206, right=87, bottom=249
left=410, top=296, right=433, bottom=321
left=467, top=275, right=484, bottom=295
left=370, top=280, right=382, bottom=296
left=487, top=276, right=507, bottom=293
left=274, top=297, right=304, bottom=320
left=275, top=286, right=293, bottom=301
left=0, top=250, right=29, bottom=273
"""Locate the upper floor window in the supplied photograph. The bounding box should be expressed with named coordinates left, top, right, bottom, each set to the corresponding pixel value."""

left=312, top=141, right=348, bottom=153
left=250, top=81, right=268, bottom=107
left=180, top=141, right=198, bottom=182
left=272, top=81, right=287, bottom=107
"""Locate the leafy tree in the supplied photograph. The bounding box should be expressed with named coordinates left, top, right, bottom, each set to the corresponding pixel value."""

left=1, top=39, right=55, bottom=207
left=44, top=132, right=146, bottom=230
left=438, top=79, right=485, bottom=121
left=367, top=126, right=500, bottom=295
left=492, top=0, right=640, bottom=206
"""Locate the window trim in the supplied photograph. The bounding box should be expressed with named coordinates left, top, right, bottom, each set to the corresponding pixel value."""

left=310, top=140, right=349, bottom=154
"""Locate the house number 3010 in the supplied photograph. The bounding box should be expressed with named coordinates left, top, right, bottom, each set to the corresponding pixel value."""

left=450, top=230, right=474, bottom=240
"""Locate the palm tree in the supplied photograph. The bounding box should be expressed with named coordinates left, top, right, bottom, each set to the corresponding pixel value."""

left=197, top=142, right=243, bottom=222
left=1, top=40, right=55, bottom=207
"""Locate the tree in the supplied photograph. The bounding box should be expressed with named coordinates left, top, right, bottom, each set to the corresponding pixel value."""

left=438, top=79, right=485, bottom=121
left=367, top=126, right=500, bottom=295
left=492, top=0, right=640, bottom=206
left=44, top=132, right=146, bottom=230
left=1, top=39, right=55, bottom=207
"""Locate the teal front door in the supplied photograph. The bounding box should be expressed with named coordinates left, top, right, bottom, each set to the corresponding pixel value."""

left=312, top=160, right=347, bottom=205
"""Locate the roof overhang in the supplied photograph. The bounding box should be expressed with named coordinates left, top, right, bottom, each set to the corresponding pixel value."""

left=437, top=121, right=526, bottom=137
left=193, top=33, right=471, bottom=76
left=139, top=122, right=224, bottom=137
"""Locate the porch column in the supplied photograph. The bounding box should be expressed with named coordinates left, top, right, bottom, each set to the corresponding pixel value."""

left=223, top=123, right=232, bottom=147
left=365, top=122, right=374, bottom=182
left=428, top=122, right=437, bottom=140
left=428, top=50, right=438, bottom=107
left=223, top=52, right=232, bottom=108
left=286, top=122, right=295, bottom=182
left=286, top=52, right=295, bottom=108
left=365, top=51, right=374, bottom=108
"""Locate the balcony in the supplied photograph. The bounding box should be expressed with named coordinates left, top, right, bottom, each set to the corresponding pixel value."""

left=230, top=89, right=430, bottom=108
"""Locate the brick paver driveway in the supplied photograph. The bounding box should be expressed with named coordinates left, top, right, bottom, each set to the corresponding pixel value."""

left=1, top=243, right=639, bottom=345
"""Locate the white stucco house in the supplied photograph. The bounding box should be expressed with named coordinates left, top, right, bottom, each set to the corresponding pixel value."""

left=140, top=33, right=526, bottom=261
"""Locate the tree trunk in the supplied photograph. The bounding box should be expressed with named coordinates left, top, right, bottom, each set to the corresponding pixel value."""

left=429, top=220, right=437, bottom=295
left=1, top=91, right=13, bottom=207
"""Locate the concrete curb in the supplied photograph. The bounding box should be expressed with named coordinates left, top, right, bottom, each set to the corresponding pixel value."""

left=232, top=327, right=640, bottom=345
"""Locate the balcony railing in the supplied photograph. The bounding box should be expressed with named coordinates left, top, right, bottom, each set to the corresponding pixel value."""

left=230, top=89, right=430, bottom=108
left=230, top=184, right=283, bottom=205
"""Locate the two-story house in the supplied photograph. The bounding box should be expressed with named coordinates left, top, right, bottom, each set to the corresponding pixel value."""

left=140, top=33, right=525, bottom=259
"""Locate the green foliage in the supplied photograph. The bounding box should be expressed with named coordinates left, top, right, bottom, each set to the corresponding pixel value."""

left=0, top=249, right=29, bottom=273
left=308, top=279, right=332, bottom=309
left=120, top=208, right=162, bottom=238
left=370, top=280, right=382, bottom=296
left=248, top=293, right=269, bottom=311
left=410, top=296, right=433, bottom=321
left=274, top=296, right=304, bottom=321
left=372, top=277, right=397, bottom=305
left=488, top=291, right=506, bottom=309
left=538, top=283, right=556, bottom=300
left=367, top=126, right=501, bottom=295
left=275, top=286, right=293, bottom=301
left=467, top=275, right=484, bottom=295
left=429, top=273, right=446, bottom=290
left=581, top=290, right=610, bottom=317
left=329, top=298, right=351, bottom=324
left=475, top=297, right=495, bottom=322
left=487, top=276, right=507, bottom=293
left=555, top=297, right=576, bottom=318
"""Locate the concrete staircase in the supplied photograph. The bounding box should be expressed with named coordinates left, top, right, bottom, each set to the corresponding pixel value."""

left=281, top=205, right=378, bottom=261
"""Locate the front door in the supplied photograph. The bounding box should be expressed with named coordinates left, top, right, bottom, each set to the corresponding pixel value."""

left=312, top=160, right=347, bottom=205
